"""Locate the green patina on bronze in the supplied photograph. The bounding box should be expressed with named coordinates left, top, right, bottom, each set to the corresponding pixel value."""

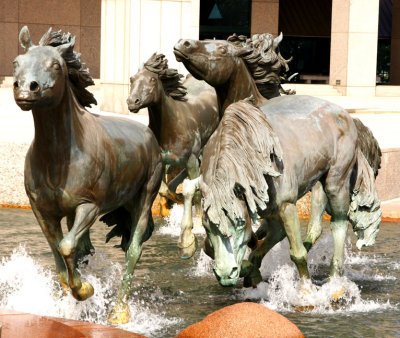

left=127, top=53, right=220, bottom=258
left=13, top=26, right=163, bottom=324
left=174, top=36, right=382, bottom=289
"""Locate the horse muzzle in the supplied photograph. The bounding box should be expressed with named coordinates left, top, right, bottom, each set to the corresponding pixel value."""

left=213, top=265, right=240, bottom=286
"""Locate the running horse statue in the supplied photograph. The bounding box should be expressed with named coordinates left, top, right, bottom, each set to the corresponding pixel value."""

left=13, top=26, right=163, bottom=324
left=174, top=35, right=381, bottom=288
left=127, top=53, right=219, bottom=258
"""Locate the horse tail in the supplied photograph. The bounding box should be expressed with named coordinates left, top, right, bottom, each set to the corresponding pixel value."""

left=100, top=207, right=155, bottom=252
left=353, top=117, right=381, bottom=177
left=348, top=149, right=381, bottom=250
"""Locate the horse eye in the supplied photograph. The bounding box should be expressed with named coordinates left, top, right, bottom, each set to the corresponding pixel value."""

left=13, top=61, right=19, bottom=69
left=219, top=47, right=227, bottom=54
left=150, top=77, right=156, bottom=83
left=53, top=63, right=60, bottom=70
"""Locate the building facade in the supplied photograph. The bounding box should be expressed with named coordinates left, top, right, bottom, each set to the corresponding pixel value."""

left=1, top=0, right=399, bottom=113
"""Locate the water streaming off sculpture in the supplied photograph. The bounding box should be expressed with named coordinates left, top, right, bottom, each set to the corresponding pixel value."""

left=0, top=208, right=399, bottom=337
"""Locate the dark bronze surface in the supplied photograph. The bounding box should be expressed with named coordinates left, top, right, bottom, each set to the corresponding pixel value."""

left=13, top=26, right=162, bottom=324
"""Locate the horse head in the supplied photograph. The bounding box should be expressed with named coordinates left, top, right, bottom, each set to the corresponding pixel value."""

left=127, top=65, right=162, bottom=113
left=13, top=26, right=70, bottom=111
left=173, top=39, right=247, bottom=87
left=127, top=53, right=187, bottom=113
left=200, top=178, right=253, bottom=286
left=13, top=26, right=96, bottom=112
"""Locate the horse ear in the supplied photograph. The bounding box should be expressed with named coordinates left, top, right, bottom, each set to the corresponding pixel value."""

left=56, top=36, right=75, bottom=57
left=19, top=26, right=34, bottom=52
left=273, top=32, right=283, bottom=49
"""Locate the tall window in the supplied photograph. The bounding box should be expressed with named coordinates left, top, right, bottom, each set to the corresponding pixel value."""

left=200, top=0, right=252, bottom=40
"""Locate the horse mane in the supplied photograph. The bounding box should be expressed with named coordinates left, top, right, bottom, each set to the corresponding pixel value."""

left=202, top=98, right=283, bottom=236
left=144, top=53, right=187, bottom=101
left=227, top=33, right=294, bottom=98
left=38, top=28, right=97, bottom=108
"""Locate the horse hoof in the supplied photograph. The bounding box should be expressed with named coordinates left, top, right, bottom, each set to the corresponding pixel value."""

left=178, top=236, right=198, bottom=259
left=72, top=281, right=94, bottom=301
left=243, top=268, right=262, bottom=287
left=108, top=302, right=130, bottom=325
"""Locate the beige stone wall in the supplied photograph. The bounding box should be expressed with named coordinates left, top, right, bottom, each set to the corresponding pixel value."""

left=329, top=0, right=379, bottom=96
left=0, top=0, right=101, bottom=79
left=100, top=0, right=200, bottom=114
left=250, top=0, right=279, bottom=37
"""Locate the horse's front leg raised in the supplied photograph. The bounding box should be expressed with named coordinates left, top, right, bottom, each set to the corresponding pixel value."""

left=30, top=202, right=68, bottom=291
left=59, top=203, right=99, bottom=301
left=243, top=218, right=286, bottom=287
left=178, top=154, right=200, bottom=259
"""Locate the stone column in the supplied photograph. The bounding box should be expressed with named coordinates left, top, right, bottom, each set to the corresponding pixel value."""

left=100, top=0, right=200, bottom=114
left=330, top=0, right=380, bottom=96
left=390, top=0, right=400, bottom=84
left=251, top=0, right=279, bottom=37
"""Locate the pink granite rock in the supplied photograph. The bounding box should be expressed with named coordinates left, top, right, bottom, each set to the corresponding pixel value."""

left=178, top=302, right=304, bottom=338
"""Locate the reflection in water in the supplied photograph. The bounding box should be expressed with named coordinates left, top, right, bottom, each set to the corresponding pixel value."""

left=0, top=207, right=399, bottom=337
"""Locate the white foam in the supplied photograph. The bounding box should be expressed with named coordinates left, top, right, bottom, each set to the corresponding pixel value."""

left=239, top=264, right=396, bottom=314
left=0, top=246, right=180, bottom=337
left=157, top=204, right=205, bottom=236
left=190, top=249, right=214, bottom=277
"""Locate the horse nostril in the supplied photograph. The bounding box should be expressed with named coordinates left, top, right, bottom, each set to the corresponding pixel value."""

left=13, top=81, right=19, bottom=89
left=229, top=267, right=238, bottom=279
left=30, top=81, right=40, bottom=92
left=183, top=40, right=191, bottom=49
left=134, top=98, right=140, bottom=104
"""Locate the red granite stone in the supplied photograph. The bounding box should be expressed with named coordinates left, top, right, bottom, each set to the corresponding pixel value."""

left=178, top=302, right=304, bottom=338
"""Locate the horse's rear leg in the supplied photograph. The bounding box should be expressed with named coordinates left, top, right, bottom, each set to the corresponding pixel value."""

left=244, top=218, right=286, bottom=287
left=58, top=203, right=99, bottom=301
left=30, top=203, right=67, bottom=290
left=324, top=188, right=350, bottom=278
left=304, top=181, right=327, bottom=252
left=108, top=162, right=162, bottom=325
left=279, top=203, right=309, bottom=280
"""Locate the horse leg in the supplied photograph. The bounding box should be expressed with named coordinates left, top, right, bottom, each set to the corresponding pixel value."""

left=178, top=154, right=200, bottom=259
left=30, top=203, right=67, bottom=291
left=66, top=215, right=94, bottom=266
left=58, top=203, right=99, bottom=301
left=304, top=181, right=327, bottom=252
left=243, top=218, right=286, bottom=287
left=108, top=164, right=162, bottom=325
left=279, top=203, right=309, bottom=281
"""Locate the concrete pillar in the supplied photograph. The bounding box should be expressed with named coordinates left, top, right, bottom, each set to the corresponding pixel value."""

left=390, top=0, right=400, bottom=84
left=100, top=0, right=200, bottom=114
left=251, top=0, right=279, bottom=37
left=330, top=0, right=379, bottom=96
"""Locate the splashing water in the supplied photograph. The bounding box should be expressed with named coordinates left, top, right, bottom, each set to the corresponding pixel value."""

left=190, top=249, right=213, bottom=277
left=0, top=245, right=181, bottom=337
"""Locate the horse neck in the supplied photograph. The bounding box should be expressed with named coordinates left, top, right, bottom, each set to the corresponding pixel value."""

left=148, top=91, right=181, bottom=146
left=31, top=84, right=86, bottom=161
left=216, top=59, right=266, bottom=113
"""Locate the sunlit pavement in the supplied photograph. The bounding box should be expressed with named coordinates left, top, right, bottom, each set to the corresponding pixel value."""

left=1, top=87, right=400, bottom=219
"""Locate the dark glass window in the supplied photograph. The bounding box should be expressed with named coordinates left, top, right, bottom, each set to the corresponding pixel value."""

left=199, top=0, right=252, bottom=40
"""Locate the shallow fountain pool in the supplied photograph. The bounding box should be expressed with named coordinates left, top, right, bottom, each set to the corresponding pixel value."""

left=0, top=206, right=399, bottom=337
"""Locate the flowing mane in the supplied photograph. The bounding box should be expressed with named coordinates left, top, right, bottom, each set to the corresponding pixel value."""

left=202, top=99, right=283, bottom=236
left=38, top=28, right=97, bottom=108
left=144, top=53, right=187, bottom=101
left=227, top=33, right=294, bottom=98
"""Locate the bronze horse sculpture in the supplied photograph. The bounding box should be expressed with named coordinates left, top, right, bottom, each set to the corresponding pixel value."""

left=13, top=26, right=163, bottom=324
left=127, top=53, right=219, bottom=258
left=174, top=35, right=381, bottom=288
left=191, top=98, right=381, bottom=288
